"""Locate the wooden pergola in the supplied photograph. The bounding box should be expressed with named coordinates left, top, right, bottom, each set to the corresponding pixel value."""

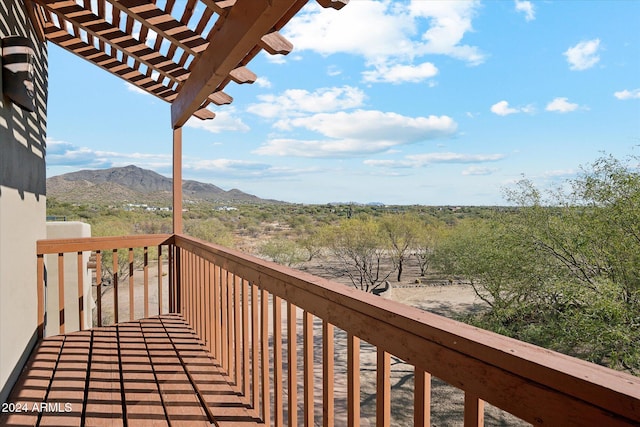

left=24, top=0, right=347, bottom=231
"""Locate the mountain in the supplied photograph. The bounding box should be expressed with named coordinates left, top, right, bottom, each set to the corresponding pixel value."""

left=47, top=165, right=276, bottom=205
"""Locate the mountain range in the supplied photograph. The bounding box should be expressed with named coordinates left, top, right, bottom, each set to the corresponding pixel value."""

left=46, top=165, right=275, bottom=205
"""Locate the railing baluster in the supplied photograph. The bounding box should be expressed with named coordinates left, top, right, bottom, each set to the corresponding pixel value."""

left=176, top=248, right=186, bottom=316
left=347, top=333, right=360, bottom=427
left=464, top=392, right=485, bottom=427
left=376, top=349, right=391, bottom=427
left=287, top=302, right=298, bottom=427
left=128, top=247, right=134, bottom=321
left=198, top=256, right=204, bottom=340
left=323, top=320, right=335, bottom=427
left=96, top=251, right=102, bottom=327
left=414, top=367, right=430, bottom=427
left=251, top=282, right=259, bottom=413
left=205, top=260, right=212, bottom=352
left=303, top=310, right=314, bottom=427
left=273, top=295, right=283, bottom=427
left=143, top=246, right=149, bottom=318
left=234, top=275, right=242, bottom=387
left=261, top=288, right=270, bottom=424
left=242, top=278, right=250, bottom=400
left=221, top=268, right=229, bottom=373
left=187, top=250, right=193, bottom=328
left=77, top=251, right=84, bottom=330
left=168, top=245, right=174, bottom=312
left=157, top=245, right=163, bottom=315
left=214, top=264, right=221, bottom=362
left=37, top=254, right=45, bottom=338
left=183, top=250, right=188, bottom=320
left=58, top=252, right=65, bottom=334
left=210, top=263, right=216, bottom=359
left=190, top=251, right=195, bottom=328
left=113, top=248, right=118, bottom=324
left=227, top=270, right=234, bottom=380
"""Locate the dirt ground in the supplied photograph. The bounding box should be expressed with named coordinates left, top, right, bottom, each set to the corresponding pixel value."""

left=94, top=255, right=529, bottom=426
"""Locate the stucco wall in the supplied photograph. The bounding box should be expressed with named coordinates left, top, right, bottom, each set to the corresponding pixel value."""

left=0, top=0, right=48, bottom=404
left=45, top=222, right=93, bottom=336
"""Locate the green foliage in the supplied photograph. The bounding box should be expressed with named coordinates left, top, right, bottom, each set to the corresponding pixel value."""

left=437, top=155, right=640, bottom=374
left=258, top=238, right=306, bottom=267
left=185, top=218, right=235, bottom=247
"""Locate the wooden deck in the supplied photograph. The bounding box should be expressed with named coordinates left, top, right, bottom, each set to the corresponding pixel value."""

left=0, top=314, right=261, bottom=427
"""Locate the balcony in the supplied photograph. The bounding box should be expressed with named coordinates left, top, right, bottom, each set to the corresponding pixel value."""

left=1, top=233, right=639, bottom=426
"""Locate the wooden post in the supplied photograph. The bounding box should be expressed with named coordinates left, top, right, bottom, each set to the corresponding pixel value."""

left=173, top=126, right=183, bottom=234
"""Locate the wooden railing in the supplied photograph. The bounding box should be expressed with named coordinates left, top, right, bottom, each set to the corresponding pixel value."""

left=36, top=234, right=173, bottom=336
left=37, top=233, right=640, bottom=426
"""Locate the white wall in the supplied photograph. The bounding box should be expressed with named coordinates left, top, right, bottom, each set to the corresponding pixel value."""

left=0, top=0, right=48, bottom=403
left=45, top=222, right=93, bottom=336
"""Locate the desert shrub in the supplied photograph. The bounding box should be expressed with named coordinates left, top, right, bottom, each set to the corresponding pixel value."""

left=258, top=238, right=306, bottom=267
left=436, top=155, right=640, bottom=373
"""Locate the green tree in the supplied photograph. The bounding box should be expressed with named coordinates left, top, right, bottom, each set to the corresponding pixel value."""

left=321, top=217, right=395, bottom=293
left=258, top=238, right=306, bottom=267
left=440, top=154, right=640, bottom=373
left=380, top=213, right=420, bottom=282
left=413, top=221, right=443, bottom=277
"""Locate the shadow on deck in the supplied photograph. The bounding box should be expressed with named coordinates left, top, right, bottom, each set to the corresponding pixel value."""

left=1, top=314, right=261, bottom=426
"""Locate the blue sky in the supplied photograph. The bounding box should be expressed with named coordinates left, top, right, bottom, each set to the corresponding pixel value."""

left=46, top=0, right=640, bottom=205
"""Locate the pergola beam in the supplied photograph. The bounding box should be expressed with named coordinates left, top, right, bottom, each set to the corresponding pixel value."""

left=171, top=0, right=304, bottom=128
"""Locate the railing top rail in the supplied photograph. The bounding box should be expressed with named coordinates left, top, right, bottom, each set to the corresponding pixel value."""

left=37, top=234, right=174, bottom=254
left=173, top=233, right=640, bottom=425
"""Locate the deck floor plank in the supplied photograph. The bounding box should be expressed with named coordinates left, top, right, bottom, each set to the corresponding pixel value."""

left=84, top=328, right=124, bottom=427
left=1, top=314, right=260, bottom=427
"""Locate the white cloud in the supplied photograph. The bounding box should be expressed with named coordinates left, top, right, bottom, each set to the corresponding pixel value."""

left=247, top=86, right=365, bottom=119
left=514, top=0, right=535, bottom=21
left=545, top=97, right=579, bottom=113
left=542, top=169, right=576, bottom=178
left=46, top=138, right=171, bottom=170
left=125, top=83, right=151, bottom=96
left=327, top=65, right=342, bottom=76
left=183, top=158, right=311, bottom=178
left=564, top=39, right=601, bottom=71
left=614, top=89, right=640, bottom=100
left=491, top=100, right=519, bottom=116
left=364, top=152, right=505, bottom=169
left=462, top=166, right=498, bottom=176
left=409, top=0, right=485, bottom=65
left=255, top=110, right=457, bottom=158
left=490, top=100, right=534, bottom=116
left=284, top=2, right=415, bottom=61
left=46, top=139, right=308, bottom=181
left=185, top=107, right=250, bottom=133
left=284, top=0, right=485, bottom=81
left=255, top=77, right=272, bottom=88
left=362, top=62, right=438, bottom=84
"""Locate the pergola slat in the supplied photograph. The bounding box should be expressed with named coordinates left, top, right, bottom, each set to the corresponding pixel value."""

left=32, top=0, right=346, bottom=122
left=106, top=0, right=208, bottom=56
left=44, top=22, right=177, bottom=101
left=34, top=0, right=189, bottom=83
